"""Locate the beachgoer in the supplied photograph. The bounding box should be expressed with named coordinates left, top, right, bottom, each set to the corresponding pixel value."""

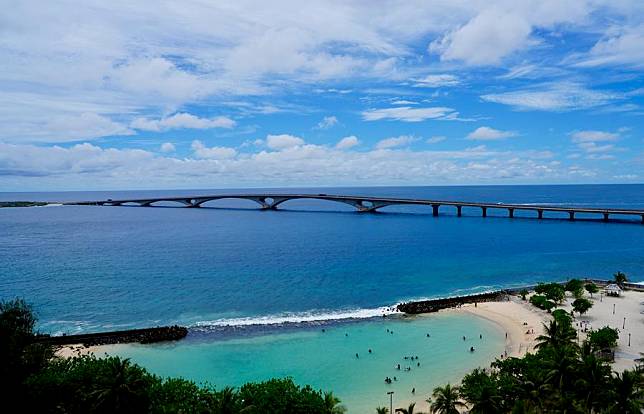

left=426, top=333, right=430, bottom=337
left=417, top=362, right=420, bottom=367
left=470, top=346, right=475, bottom=352
left=397, top=364, right=400, bottom=370
left=463, top=336, right=466, bottom=341
left=356, top=353, right=359, bottom=358
left=368, top=349, right=372, bottom=354
left=393, top=376, right=397, bottom=381
left=412, top=388, right=415, bottom=394
left=480, top=334, right=482, bottom=339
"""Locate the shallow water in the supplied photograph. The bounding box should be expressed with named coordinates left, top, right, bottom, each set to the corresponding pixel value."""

left=103, top=313, right=504, bottom=413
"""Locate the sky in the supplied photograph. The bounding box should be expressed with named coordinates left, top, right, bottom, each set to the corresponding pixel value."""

left=1, top=0, right=643, bottom=191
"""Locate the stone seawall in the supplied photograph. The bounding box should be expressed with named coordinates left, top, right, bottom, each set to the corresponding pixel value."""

left=397, top=291, right=508, bottom=314
left=36, top=325, right=188, bottom=346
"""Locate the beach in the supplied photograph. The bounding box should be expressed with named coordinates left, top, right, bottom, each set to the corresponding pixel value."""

left=53, top=287, right=644, bottom=412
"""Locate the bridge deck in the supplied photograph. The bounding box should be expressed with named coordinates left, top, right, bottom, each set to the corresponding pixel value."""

left=65, top=193, right=644, bottom=223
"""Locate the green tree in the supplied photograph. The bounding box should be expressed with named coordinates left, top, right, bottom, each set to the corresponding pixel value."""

left=323, top=391, right=346, bottom=414
left=0, top=298, right=54, bottom=404
left=529, top=295, right=555, bottom=312
left=376, top=407, right=389, bottom=414
left=565, top=279, right=584, bottom=294
left=395, top=402, right=424, bottom=414
left=588, top=327, right=619, bottom=351
left=572, top=298, right=593, bottom=316
left=89, top=357, right=152, bottom=413
left=552, top=308, right=572, bottom=324
left=459, top=368, right=502, bottom=413
left=519, top=289, right=529, bottom=300
left=614, top=271, right=628, bottom=287
left=544, top=284, right=566, bottom=304
left=585, top=282, right=599, bottom=298
left=574, top=352, right=612, bottom=412
left=536, top=318, right=577, bottom=350
left=608, top=370, right=644, bottom=414
left=429, top=384, right=466, bottom=414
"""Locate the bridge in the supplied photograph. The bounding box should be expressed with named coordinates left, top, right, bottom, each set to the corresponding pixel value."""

left=65, top=193, right=644, bottom=223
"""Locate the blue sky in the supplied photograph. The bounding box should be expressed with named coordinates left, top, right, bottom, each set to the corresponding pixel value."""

left=1, top=1, right=643, bottom=190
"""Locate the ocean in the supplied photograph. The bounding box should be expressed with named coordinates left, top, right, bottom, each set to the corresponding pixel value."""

left=2, top=184, right=643, bottom=411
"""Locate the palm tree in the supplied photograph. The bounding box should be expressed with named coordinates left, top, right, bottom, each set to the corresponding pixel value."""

left=574, top=353, right=611, bottom=412
left=215, top=386, right=239, bottom=414
left=323, top=391, right=346, bottom=414
left=429, top=384, right=466, bottom=414
left=396, top=402, right=425, bottom=414
left=90, top=357, right=150, bottom=412
left=466, top=383, right=502, bottom=413
left=613, top=271, right=628, bottom=288
left=536, top=318, right=577, bottom=350
left=608, top=370, right=644, bottom=413
left=542, top=345, right=578, bottom=394
left=376, top=407, right=389, bottom=414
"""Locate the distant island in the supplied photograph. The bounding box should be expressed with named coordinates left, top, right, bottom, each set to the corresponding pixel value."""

left=0, top=201, right=48, bottom=208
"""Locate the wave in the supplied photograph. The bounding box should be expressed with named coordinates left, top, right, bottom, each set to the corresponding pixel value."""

left=192, top=306, right=401, bottom=329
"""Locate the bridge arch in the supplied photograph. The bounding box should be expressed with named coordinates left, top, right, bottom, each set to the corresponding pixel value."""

left=192, top=196, right=270, bottom=209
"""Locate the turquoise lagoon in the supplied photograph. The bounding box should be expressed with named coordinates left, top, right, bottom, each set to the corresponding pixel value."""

left=102, top=313, right=504, bottom=413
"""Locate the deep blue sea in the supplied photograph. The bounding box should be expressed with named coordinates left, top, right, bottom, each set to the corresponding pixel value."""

left=2, top=184, right=643, bottom=335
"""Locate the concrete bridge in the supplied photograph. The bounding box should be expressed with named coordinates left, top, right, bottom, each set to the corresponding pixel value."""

left=66, top=193, right=644, bottom=223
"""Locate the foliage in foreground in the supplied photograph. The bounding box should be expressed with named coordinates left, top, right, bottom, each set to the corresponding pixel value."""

left=1, top=298, right=346, bottom=414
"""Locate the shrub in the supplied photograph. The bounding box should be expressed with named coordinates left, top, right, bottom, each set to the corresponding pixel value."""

left=588, top=327, right=619, bottom=351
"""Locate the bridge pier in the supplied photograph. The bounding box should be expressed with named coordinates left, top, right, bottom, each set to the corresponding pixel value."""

left=568, top=211, right=575, bottom=220
left=603, top=213, right=609, bottom=221
left=481, top=207, right=487, bottom=217
left=537, top=210, right=543, bottom=219
left=456, top=205, right=462, bottom=217
left=508, top=208, right=514, bottom=218
left=432, top=204, right=439, bottom=216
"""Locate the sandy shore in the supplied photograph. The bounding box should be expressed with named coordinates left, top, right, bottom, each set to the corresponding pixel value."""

left=456, top=297, right=546, bottom=358
left=55, top=343, right=104, bottom=358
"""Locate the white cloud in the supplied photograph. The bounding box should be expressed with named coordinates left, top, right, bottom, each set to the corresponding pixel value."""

left=570, top=130, right=619, bottom=143
left=191, top=140, right=237, bottom=159
left=429, top=9, right=532, bottom=65
left=160, top=142, right=176, bottom=153
left=362, top=106, right=458, bottom=122
left=266, top=134, right=305, bottom=150
left=335, top=135, right=359, bottom=150
left=33, top=113, right=134, bottom=143
left=467, top=126, right=517, bottom=140
left=414, top=74, right=460, bottom=88
left=574, top=26, right=644, bottom=68
left=391, top=100, right=418, bottom=105
left=570, top=129, right=623, bottom=159
left=316, top=116, right=338, bottom=129
left=0, top=141, right=570, bottom=190
left=481, top=83, right=620, bottom=111
left=132, top=113, right=236, bottom=131
left=376, top=135, right=417, bottom=149
left=426, top=136, right=447, bottom=144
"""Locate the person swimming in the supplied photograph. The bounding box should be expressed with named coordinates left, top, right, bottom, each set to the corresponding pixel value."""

left=470, top=346, right=475, bottom=352
left=368, top=349, right=372, bottom=354
left=356, top=353, right=359, bottom=358
left=412, top=387, right=415, bottom=394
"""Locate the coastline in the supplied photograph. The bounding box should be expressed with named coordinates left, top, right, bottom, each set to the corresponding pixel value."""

left=53, top=287, right=643, bottom=413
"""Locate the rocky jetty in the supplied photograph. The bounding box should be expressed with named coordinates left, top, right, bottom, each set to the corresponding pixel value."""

left=36, top=325, right=188, bottom=346
left=397, top=291, right=507, bottom=314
